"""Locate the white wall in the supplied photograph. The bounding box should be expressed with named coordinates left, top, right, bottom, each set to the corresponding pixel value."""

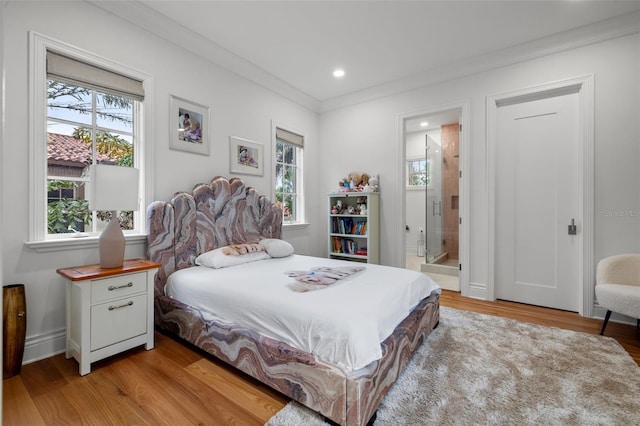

left=320, top=33, right=640, bottom=293
left=2, top=0, right=320, bottom=363
left=4, top=1, right=639, bottom=365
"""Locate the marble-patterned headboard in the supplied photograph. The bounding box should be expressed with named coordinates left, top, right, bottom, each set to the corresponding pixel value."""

left=147, top=176, right=282, bottom=297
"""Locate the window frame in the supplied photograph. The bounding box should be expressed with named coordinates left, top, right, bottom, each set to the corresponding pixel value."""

left=271, top=121, right=306, bottom=227
left=27, top=32, right=153, bottom=250
left=406, top=155, right=429, bottom=190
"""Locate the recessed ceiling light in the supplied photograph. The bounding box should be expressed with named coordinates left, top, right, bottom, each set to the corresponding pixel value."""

left=333, top=69, right=345, bottom=78
left=420, top=121, right=429, bottom=127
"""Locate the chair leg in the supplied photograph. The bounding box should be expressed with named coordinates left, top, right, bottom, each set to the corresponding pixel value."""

left=600, top=310, right=612, bottom=335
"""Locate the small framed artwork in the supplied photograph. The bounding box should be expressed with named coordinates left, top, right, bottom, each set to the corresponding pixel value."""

left=229, top=136, right=264, bottom=176
left=169, top=95, right=210, bottom=155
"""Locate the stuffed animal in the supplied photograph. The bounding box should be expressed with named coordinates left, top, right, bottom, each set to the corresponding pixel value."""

left=359, top=173, right=370, bottom=188
left=348, top=172, right=361, bottom=190
left=368, top=174, right=379, bottom=192
left=338, top=172, right=374, bottom=192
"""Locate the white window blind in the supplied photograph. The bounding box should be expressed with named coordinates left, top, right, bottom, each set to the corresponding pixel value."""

left=47, top=51, right=144, bottom=101
left=276, top=127, right=304, bottom=147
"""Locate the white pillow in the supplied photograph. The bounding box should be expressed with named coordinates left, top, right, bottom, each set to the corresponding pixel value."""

left=195, top=246, right=271, bottom=269
left=259, top=238, right=294, bottom=258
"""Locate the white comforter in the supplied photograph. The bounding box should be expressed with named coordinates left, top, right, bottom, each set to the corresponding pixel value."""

left=166, top=255, right=440, bottom=372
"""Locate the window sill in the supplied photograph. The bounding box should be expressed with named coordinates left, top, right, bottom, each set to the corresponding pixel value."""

left=282, top=222, right=310, bottom=231
left=25, top=234, right=147, bottom=253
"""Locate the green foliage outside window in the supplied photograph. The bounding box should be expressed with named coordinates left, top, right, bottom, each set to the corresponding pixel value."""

left=408, top=159, right=429, bottom=186
left=72, top=127, right=133, bottom=161
left=47, top=81, right=135, bottom=234
left=275, top=140, right=297, bottom=222
left=47, top=180, right=91, bottom=234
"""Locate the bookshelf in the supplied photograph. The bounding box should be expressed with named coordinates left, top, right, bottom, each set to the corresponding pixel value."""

left=328, top=192, right=379, bottom=264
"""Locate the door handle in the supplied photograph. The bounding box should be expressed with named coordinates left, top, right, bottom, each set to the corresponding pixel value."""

left=568, top=218, right=577, bottom=235
left=433, top=201, right=442, bottom=217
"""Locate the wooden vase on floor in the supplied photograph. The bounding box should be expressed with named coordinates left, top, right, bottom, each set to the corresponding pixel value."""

left=3, top=284, right=27, bottom=379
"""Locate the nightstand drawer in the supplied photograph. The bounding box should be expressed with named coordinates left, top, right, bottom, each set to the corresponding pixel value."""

left=58, top=259, right=159, bottom=375
left=91, top=272, right=147, bottom=304
left=90, top=293, right=147, bottom=351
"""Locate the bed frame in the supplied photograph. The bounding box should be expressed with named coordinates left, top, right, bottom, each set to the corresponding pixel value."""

left=147, top=176, right=440, bottom=425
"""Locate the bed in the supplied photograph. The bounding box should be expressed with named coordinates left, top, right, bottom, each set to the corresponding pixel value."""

left=147, top=176, right=440, bottom=426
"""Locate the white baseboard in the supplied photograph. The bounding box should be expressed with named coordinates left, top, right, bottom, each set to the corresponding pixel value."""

left=592, top=304, right=638, bottom=326
left=467, top=282, right=488, bottom=300
left=437, top=278, right=460, bottom=292
left=455, top=289, right=637, bottom=326
left=22, top=328, right=66, bottom=365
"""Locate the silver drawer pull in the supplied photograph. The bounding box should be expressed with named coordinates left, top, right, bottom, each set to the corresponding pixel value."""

left=108, top=282, right=133, bottom=291
left=108, top=301, right=133, bottom=311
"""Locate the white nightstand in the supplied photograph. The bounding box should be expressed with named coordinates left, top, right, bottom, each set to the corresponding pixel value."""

left=57, top=258, right=160, bottom=376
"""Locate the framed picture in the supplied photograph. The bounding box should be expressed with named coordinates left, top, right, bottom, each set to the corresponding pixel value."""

left=169, top=95, right=210, bottom=155
left=229, top=136, right=264, bottom=176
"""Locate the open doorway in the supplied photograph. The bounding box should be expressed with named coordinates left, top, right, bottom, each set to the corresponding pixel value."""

left=404, top=109, right=461, bottom=291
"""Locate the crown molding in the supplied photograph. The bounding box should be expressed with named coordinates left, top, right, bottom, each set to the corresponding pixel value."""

left=86, top=0, right=320, bottom=112
left=87, top=1, right=639, bottom=115
left=319, top=10, right=640, bottom=113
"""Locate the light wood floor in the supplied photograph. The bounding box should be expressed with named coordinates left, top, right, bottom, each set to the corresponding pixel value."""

left=4, top=291, right=639, bottom=425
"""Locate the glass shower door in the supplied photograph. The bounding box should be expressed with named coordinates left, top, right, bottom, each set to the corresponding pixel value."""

left=425, top=134, right=443, bottom=263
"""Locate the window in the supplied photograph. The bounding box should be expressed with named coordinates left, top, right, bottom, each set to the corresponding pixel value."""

left=47, top=79, right=137, bottom=235
left=407, top=158, right=429, bottom=187
left=273, top=125, right=304, bottom=225
left=29, top=33, right=148, bottom=245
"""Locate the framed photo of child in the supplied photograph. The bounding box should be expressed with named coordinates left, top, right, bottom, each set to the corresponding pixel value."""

left=169, top=95, right=210, bottom=155
left=229, top=136, right=263, bottom=176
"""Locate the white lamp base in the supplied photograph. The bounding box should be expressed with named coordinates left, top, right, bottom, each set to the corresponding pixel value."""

left=99, top=212, right=125, bottom=268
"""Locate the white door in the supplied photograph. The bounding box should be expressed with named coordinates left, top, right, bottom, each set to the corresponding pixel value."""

left=495, top=92, right=580, bottom=311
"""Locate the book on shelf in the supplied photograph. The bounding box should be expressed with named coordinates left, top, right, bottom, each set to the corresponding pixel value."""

left=332, top=236, right=341, bottom=252
left=332, top=217, right=368, bottom=236
left=331, top=237, right=357, bottom=254
left=354, top=221, right=367, bottom=235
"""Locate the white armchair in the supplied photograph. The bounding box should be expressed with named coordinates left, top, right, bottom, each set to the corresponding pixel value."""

left=595, top=254, right=640, bottom=335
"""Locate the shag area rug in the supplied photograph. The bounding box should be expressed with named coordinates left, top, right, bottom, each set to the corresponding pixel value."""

left=266, top=306, right=640, bottom=425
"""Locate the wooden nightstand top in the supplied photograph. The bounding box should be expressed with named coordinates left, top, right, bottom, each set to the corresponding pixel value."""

left=57, top=258, right=161, bottom=281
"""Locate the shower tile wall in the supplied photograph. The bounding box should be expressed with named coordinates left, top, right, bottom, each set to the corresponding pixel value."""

left=441, top=123, right=459, bottom=261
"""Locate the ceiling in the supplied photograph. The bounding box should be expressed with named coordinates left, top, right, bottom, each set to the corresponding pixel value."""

left=405, top=109, right=461, bottom=133
left=95, top=1, right=640, bottom=111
